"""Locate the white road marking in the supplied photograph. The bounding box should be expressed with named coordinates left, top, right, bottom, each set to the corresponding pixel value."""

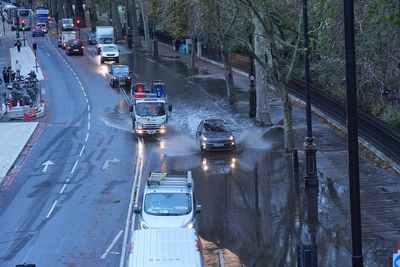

left=41, top=160, right=54, bottom=173
left=46, top=200, right=58, bottom=218
left=70, top=160, right=79, bottom=173
left=88, top=122, right=91, bottom=130
left=85, top=133, right=89, bottom=142
left=79, top=146, right=85, bottom=157
left=60, top=184, right=67, bottom=194
left=88, top=104, right=90, bottom=111
left=102, top=230, right=124, bottom=259
left=66, top=178, right=70, bottom=183
left=88, top=113, right=91, bottom=120
left=119, top=138, right=144, bottom=267
left=145, top=57, right=157, bottom=64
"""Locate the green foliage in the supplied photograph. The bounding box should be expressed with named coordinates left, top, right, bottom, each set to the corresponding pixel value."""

left=167, top=0, right=189, bottom=40
left=384, top=106, right=400, bottom=130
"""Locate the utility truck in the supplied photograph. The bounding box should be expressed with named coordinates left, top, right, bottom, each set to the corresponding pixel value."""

left=130, top=81, right=172, bottom=135
left=95, top=26, right=114, bottom=55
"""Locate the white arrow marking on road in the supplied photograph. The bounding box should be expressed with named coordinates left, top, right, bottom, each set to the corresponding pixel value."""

left=41, top=160, right=54, bottom=173
left=102, top=158, right=120, bottom=170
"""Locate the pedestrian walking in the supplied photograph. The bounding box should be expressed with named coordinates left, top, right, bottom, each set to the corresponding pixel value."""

left=15, top=39, right=22, bottom=52
left=2, top=67, right=6, bottom=83
left=15, top=60, right=21, bottom=78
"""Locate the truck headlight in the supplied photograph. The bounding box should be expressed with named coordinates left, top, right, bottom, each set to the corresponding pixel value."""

left=160, top=124, right=166, bottom=129
left=137, top=124, right=143, bottom=130
left=185, top=222, right=195, bottom=229
left=229, top=135, right=234, bottom=141
left=202, top=136, right=207, bottom=141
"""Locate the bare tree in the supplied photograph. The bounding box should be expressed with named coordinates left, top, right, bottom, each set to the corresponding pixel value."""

left=110, top=0, right=123, bottom=40
left=129, top=0, right=142, bottom=48
left=140, top=0, right=152, bottom=54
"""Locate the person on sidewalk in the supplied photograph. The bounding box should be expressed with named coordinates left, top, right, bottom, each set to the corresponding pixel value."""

left=2, top=67, right=6, bottom=83
left=15, top=60, right=21, bottom=78
left=15, top=39, right=22, bottom=52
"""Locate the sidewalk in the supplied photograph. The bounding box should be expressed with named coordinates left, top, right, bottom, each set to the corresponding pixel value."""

left=10, top=46, right=44, bottom=80
left=0, top=122, right=38, bottom=180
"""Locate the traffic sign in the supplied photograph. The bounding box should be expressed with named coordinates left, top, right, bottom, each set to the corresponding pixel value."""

left=394, top=253, right=400, bottom=267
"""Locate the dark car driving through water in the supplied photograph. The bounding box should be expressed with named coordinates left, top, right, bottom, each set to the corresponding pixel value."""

left=196, top=118, right=236, bottom=152
left=109, top=64, right=132, bottom=88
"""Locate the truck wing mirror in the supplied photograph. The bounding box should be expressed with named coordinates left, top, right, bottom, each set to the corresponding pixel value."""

left=168, top=105, right=172, bottom=112
left=196, top=204, right=202, bottom=214
left=133, top=206, right=141, bottom=214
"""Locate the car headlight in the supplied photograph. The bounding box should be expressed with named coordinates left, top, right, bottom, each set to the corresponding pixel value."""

left=137, top=124, right=143, bottom=130
left=160, top=124, right=166, bottom=129
left=229, top=135, right=234, bottom=141
left=202, top=136, right=207, bottom=141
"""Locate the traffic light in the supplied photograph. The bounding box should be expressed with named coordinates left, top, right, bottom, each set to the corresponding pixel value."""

left=21, top=20, right=26, bottom=31
left=76, top=19, right=81, bottom=27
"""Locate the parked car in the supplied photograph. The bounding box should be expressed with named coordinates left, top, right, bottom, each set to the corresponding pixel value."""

left=134, top=171, right=201, bottom=229
left=196, top=118, right=236, bottom=151
left=32, top=26, right=45, bottom=37
left=87, top=32, right=96, bottom=45
left=109, top=64, right=132, bottom=87
left=65, top=39, right=83, bottom=56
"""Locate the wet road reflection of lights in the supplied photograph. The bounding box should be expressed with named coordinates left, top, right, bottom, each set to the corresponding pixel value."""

left=159, top=140, right=166, bottom=149
left=97, top=64, right=109, bottom=77
left=118, top=99, right=126, bottom=112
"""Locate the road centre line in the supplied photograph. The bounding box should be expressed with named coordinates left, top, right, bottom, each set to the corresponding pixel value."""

left=66, top=178, right=70, bottom=183
left=85, top=97, right=89, bottom=104
left=46, top=200, right=58, bottom=218
left=102, top=230, right=124, bottom=260
left=79, top=146, right=85, bottom=157
left=59, top=184, right=67, bottom=194
left=119, top=138, right=143, bottom=267
left=88, top=122, right=91, bottom=130
left=85, top=133, right=89, bottom=142
left=88, top=104, right=90, bottom=111
left=88, top=113, right=91, bottom=120
left=70, top=160, right=79, bottom=174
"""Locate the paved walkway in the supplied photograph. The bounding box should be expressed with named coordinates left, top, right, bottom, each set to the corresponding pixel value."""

left=10, top=46, right=44, bottom=80
left=0, top=122, right=38, bottom=179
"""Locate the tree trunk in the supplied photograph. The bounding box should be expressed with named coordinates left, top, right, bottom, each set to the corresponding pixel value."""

left=189, top=37, right=197, bottom=70
left=57, top=1, right=64, bottom=21
left=140, top=0, right=152, bottom=54
left=88, top=0, right=97, bottom=32
left=130, top=0, right=142, bottom=48
left=110, top=0, right=122, bottom=40
left=65, top=0, right=74, bottom=18
left=220, top=41, right=236, bottom=105
left=253, top=16, right=272, bottom=126
left=281, top=83, right=294, bottom=152
left=74, top=0, right=86, bottom=28
left=50, top=0, right=57, bottom=17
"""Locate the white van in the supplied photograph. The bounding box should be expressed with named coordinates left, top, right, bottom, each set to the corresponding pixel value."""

left=128, top=228, right=205, bottom=267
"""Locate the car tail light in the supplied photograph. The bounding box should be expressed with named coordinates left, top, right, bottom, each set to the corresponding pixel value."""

left=81, top=46, right=83, bottom=49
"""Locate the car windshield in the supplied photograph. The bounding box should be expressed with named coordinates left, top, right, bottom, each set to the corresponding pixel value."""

left=63, top=19, right=73, bottom=24
left=18, top=10, right=30, bottom=16
left=144, top=193, right=191, bottom=216
left=103, top=46, right=117, bottom=52
left=99, top=38, right=113, bottom=44
left=113, top=67, right=129, bottom=75
left=135, top=102, right=165, bottom=117
left=64, top=35, right=76, bottom=41
left=204, top=120, right=230, bottom=133
left=37, top=23, right=45, bottom=27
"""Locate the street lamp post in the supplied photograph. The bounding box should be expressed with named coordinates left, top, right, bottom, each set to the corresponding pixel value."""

left=248, top=34, right=256, bottom=118
left=302, top=0, right=318, bottom=265
left=343, top=1, right=364, bottom=266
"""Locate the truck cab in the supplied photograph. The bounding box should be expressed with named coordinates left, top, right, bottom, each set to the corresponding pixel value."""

left=134, top=171, right=201, bottom=229
left=130, top=81, right=172, bottom=135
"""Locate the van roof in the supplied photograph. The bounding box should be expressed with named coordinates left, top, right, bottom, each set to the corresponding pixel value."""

left=129, top=228, right=203, bottom=267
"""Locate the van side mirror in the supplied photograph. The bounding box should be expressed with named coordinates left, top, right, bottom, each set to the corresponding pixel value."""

left=196, top=204, right=202, bottom=214
left=168, top=105, right=172, bottom=112
left=133, top=206, right=141, bottom=214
